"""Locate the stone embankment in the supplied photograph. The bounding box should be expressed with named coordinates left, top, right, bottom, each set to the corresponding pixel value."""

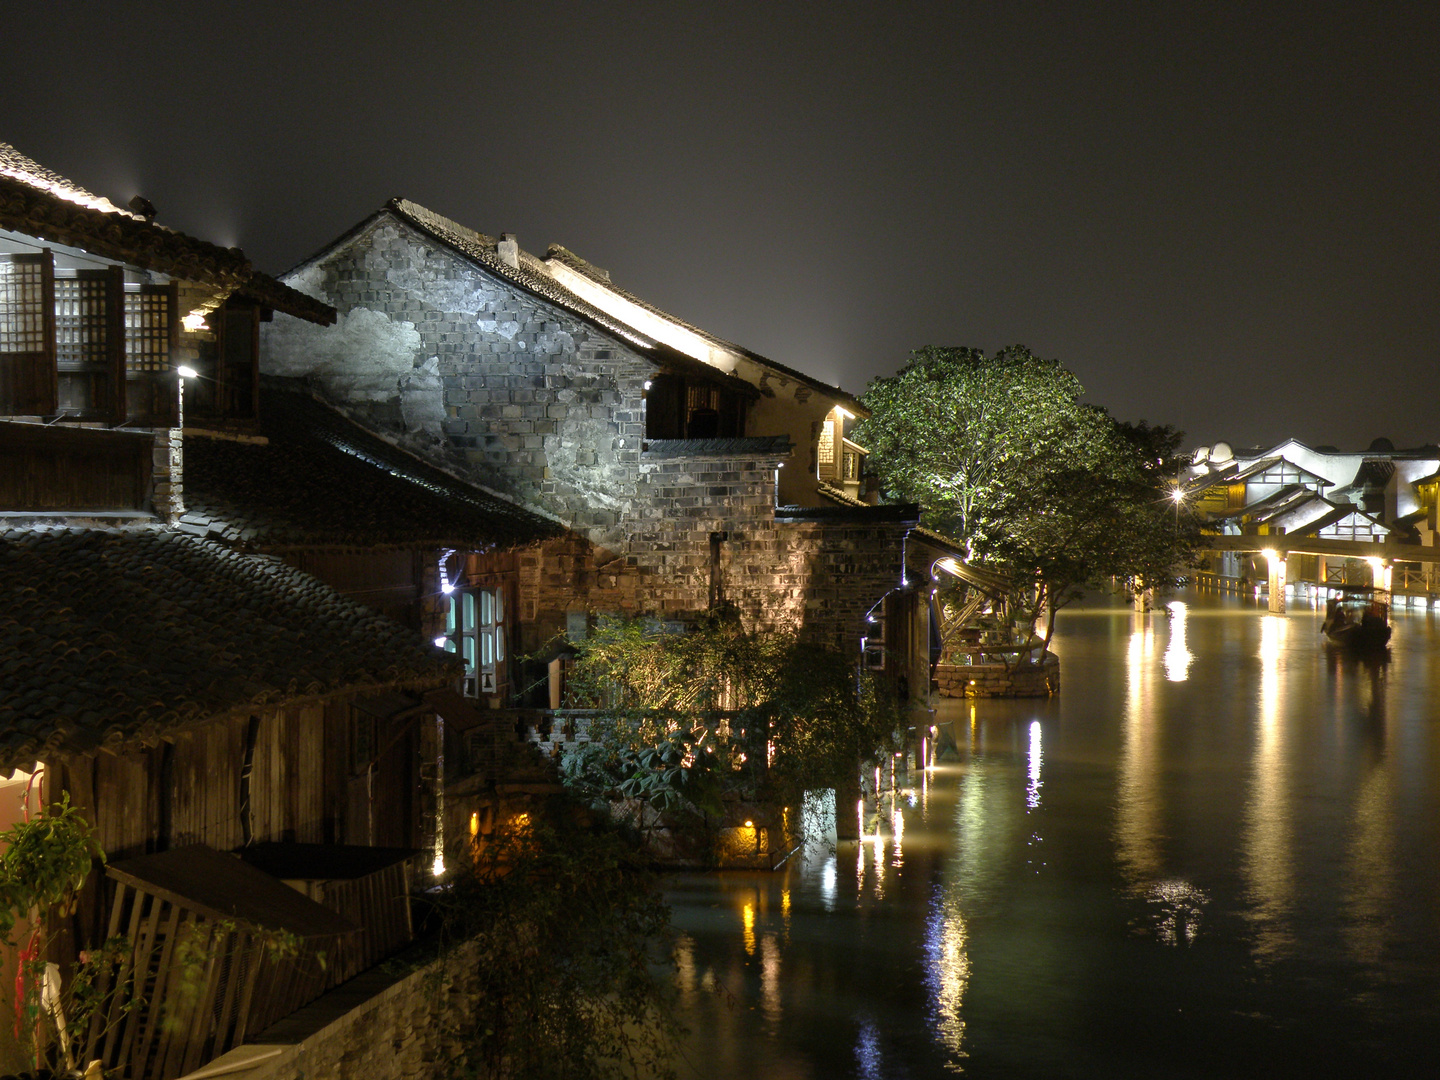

left=935, top=654, right=1060, bottom=698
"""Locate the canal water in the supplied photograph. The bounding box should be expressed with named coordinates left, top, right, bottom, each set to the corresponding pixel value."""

left=662, top=590, right=1440, bottom=1078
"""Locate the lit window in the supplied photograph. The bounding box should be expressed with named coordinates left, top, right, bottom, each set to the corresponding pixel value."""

left=818, top=418, right=835, bottom=467
left=443, top=586, right=508, bottom=697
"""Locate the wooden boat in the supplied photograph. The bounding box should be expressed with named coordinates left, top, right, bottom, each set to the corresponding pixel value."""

left=1321, top=587, right=1392, bottom=649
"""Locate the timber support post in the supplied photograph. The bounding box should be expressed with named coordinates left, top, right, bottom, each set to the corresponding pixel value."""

left=1266, top=550, right=1286, bottom=614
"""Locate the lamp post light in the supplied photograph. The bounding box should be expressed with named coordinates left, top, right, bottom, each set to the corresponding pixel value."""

left=171, top=365, right=198, bottom=522
left=1170, top=485, right=1184, bottom=532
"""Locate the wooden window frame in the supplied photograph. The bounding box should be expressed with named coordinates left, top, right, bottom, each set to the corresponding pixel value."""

left=0, top=250, right=57, bottom=415
left=443, top=585, right=508, bottom=699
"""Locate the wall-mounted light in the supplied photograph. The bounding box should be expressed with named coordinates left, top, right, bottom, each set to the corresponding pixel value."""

left=176, top=365, right=198, bottom=380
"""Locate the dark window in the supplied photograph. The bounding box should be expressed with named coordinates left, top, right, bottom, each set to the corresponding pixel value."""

left=191, top=298, right=261, bottom=421
left=645, top=373, right=745, bottom=440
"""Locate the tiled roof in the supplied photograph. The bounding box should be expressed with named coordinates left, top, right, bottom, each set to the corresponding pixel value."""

left=0, top=142, right=136, bottom=217
left=0, top=526, right=457, bottom=771
left=1349, top=458, right=1397, bottom=490
left=1300, top=505, right=1390, bottom=537
left=0, top=141, right=334, bottom=326
left=386, top=201, right=656, bottom=347
left=543, top=245, right=868, bottom=414
left=641, top=436, right=793, bottom=459
left=306, top=201, right=756, bottom=398
left=815, top=480, right=959, bottom=549
left=182, top=383, right=565, bottom=551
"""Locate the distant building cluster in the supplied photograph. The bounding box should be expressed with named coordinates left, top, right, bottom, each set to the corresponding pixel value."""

left=1185, top=437, right=1440, bottom=595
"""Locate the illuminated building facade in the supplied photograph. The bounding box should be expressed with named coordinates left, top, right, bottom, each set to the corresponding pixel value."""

left=264, top=199, right=960, bottom=693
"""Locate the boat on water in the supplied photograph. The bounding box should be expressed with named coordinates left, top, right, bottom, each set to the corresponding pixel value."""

left=1321, top=587, right=1392, bottom=649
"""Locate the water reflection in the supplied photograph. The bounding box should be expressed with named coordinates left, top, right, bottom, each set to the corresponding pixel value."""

left=1115, top=614, right=1209, bottom=942
left=1026, top=720, right=1043, bottom=809
left=664, top=594, right=1440, bottom=1078
left=1242, top=614, right=1295, bottom=961
left=1164, top=600, right=1193, bottom=681
left=1343, top=761, right=1396, bottom=973
left=855, top=1018, right=884, bottom=1080
left=760, top=932, right=781, bottom=1023
left=924, top=886, right=970, bottom=1072
left=1145, top=879, right=1209, bottom=945
left=1115, top=619, right=1162, bottom=885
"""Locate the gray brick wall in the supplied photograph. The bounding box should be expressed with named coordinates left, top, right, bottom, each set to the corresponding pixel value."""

left=264, top=215, right=649, bottom=552
left=263, top=212, right=909, bottom=659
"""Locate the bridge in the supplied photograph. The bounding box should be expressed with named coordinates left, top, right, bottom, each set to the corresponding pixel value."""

left=1198, top=534, right=1440, bottom=613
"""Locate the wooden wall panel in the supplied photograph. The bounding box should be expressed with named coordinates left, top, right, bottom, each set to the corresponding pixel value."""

left=170, top=718, right=243, bottom=852
left=93, top=751, right=153, bottom=861
left=297, top=704, right=325, bottom=843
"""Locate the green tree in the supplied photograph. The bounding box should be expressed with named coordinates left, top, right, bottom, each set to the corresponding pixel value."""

left=559, top=614, right=903, bottom=821
left=857, top=346, right=1198, bottom=653
left=855, top=345, right=1087, bottom=552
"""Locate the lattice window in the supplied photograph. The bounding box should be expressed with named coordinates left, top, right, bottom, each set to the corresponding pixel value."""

left=818, top=418, right=836, bottom=466
left=55, top=272, right=114, bottom=417
left=124, top=288, right=171, bottom=372
left=687, top=384, right=717, bottom=412
left=55, top=274, right=108, bottom=367
left=444, top=586, right=507, bottom=698
left=0, top=258, right=46, bottom=353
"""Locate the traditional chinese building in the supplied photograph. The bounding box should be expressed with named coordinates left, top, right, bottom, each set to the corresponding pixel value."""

left=263, top=199, right=959, bottom=700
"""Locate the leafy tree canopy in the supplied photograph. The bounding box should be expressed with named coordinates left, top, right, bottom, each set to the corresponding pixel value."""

left=560, top=613, right=903, bottom=816
left=856, top=346, right=1199, bottom=643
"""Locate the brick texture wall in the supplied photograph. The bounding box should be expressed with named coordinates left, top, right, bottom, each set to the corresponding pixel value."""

left=262, top=213, right=910, bottom=660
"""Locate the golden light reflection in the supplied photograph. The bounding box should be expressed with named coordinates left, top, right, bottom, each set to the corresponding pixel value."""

left=869, top=830, right=887, bottom=899
left=924, top=891, right=970, bottom=1070
left=890, top=798, right=905, bottom=862
left=1242, top=614, right=1295, bottom=961
left=675, top=933, right=696, bottom=994
left=781, top=887, right=791, bottom=934
left=1342, top=762, right=1395, bottom=969
left=1163, top=601, right=1194, bottom=682
left=1145, top=879, right=1210, bottom=945
left=742, top=900, right=756, bottom=956
left=760, top=932, right=782, bottom=1023
left=1115, top=624, right=1163, bottom=886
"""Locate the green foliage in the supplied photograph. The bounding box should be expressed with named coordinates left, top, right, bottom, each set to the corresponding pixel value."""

left=560, top=614, right=903, bottom=816
left=164, top=919, right=304, bottom=1032
left=858, top=346, right=1200, bottom=645
left=0, top=794, right=104, bottom=939
left=433, top=808, right=678, bottom=1080
left=0, top=794, right=107, bottom=1072
left=855, top=345, right=1086, bottom=549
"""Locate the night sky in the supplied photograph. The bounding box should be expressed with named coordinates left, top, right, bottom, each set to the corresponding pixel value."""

left=5, top=2, right=1437, bottom=451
